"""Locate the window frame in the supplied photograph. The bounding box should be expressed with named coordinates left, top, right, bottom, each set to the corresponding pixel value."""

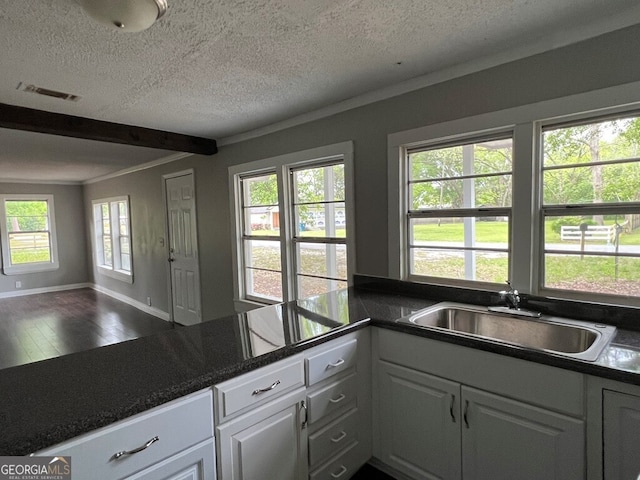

left=91, top=196, right=133, bottom=283
left=537, top=112, right=640, bottom=302
left=404, top=133, right=514, bottom=286
left=389, top=81, right=640, bottom=307
left=0, top=194, right=59, bottom=275
left=229, top=142, right=355, bottom=311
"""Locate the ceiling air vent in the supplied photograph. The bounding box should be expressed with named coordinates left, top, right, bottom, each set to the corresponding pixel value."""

left=16, top=82, right=81, bottom=102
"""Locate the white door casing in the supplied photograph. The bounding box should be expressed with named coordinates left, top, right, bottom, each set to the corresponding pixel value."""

left=164, top=172, right=201, bottom=326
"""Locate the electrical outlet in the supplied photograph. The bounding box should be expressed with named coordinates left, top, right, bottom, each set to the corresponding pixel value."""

left=147, top=297, right=151, bottom=306
left=15, top=281, right=21, bottom=289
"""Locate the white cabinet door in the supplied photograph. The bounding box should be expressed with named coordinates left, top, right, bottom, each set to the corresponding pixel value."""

left=603, top=390, right=640, bottom=480
left=216, top=388, right=307, bottom=480
left=377, top=360, right=461, bottom=480
left=126, top=439, right=215, bottom=480
left=461, top=386, right=584, bottom=480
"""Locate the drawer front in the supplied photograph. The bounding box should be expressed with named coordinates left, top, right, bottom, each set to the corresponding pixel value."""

left=37, top=389, right=213, bottom=480
left=216, top=357, right=304, bottom=422
left=309, top=442, right=359, bottom=480
left=307, top=374, right=357, bottom=424
left=306, top=339, right=357, bottom=386
left=309, top=408, right=358, bottom=467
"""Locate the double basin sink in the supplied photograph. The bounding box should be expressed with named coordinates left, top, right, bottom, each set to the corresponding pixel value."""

left=397, top=302, right=616, bottom=362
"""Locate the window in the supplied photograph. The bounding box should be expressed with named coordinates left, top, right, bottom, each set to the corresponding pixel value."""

left=541, top=114, right=640, bottom=297
left=92, top=197, right=132, bottom=282
left=0, top=194, right=59, bottom=274
left=230, top=142, right=354, bottom=307
left=405, top=136, right=513, bottom=285
left=389, top=82, right=640, bottom=306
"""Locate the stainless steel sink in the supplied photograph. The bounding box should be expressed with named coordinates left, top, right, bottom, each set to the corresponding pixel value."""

left=397, top=302, right=616, bottom=362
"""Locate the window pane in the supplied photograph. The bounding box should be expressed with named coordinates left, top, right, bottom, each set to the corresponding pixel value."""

left=295, top=203, right=346, bottom=236
left=296, top=242, right=347, bottom=279
left=297, top=275, right=347, bottom=299
left=543, top=162, right=640, bottom=205
left=120, top=253, right=131, bottom=271
left=8, top=232, right=51, bottom=264
left=293, top=164, right=344, bottom=203
left=411, top=248, right=508, bottom=283
left=409, top=139, right=512, bottom=181
left=543, top=117, right=640, bottom=205
left=410, top=217, right=509, bottom=249
left=544, top=215, right=636, bottom=255
left=544, top=253, right=640, bottom=296
left=245, top=268, right=282, bottom=301
left=103, top=236, right=112, bottom=266
left=5, top=200, right=49, bottom=231
left=244, top=206, right=280, bottom=236
left=243, top=174, right=278, bottom=207
left=120, top=236, right=130, bottom=255
left=410, top=175, right=512, bottom=209
left=103, top=219, right=110, bottom=235
left=244, top=239, right=281, bottom=271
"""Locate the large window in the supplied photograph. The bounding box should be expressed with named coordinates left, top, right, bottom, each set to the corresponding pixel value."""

left=92, top=197, right=132, bottom=282
left=541, top=115, right=640, bottom=297
left=230, top=142, right=354, bottom=308
left=0, top=194, right=59, bottom=274
left=390, top=87, right=640, bottom=306
left=406, top=136, right=513, bottom=285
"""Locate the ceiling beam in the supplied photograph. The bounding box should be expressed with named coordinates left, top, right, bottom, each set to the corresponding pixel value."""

left=0, top=103, right=217, bottom=155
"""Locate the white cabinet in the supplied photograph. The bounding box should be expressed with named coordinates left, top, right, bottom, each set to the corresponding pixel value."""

left=36, top=389, right=215, bottom=480
left=214, top=329, right=371, bottom=480
left=377, top=361, right=460, bottom=479
left=603, top=390, right=640, bottom=479
left=462, top=387, right=583, bottom=480
left=374, top=328, right=585, bottom=480
left=216, top=388, right=308, bottom=480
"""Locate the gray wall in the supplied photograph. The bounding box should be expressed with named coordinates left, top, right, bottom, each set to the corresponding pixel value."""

left=84, top=24, right=640, bottom=321
left=0, top=182, right=88, bottom=293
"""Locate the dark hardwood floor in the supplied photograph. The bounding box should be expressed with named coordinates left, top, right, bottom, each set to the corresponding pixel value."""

left=0, top=288, right=175, bottom=369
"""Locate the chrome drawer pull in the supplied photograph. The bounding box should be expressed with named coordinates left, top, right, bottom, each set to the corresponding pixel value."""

left=252, top=379, right=281, bottom=395
left=330, top=431, right=347, bottom=443
left=330, top=465, right=347, bottom=478
left=329, top=393, right=346, bottom=404
left=112, top=436, right=159, bottom=460
left=327, top=358, right=345, bottom=369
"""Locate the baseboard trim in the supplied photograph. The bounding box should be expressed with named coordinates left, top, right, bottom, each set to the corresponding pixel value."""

left=91, top=284, right=171, bottom=321
left=0, top=283, right=92, bottom=299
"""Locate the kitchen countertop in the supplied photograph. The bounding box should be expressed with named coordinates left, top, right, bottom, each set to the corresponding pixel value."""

left=2, top=276, right=640, bottom=455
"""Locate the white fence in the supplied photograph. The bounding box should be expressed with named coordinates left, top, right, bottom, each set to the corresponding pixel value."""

left=560, top=225, right=616, bottom=243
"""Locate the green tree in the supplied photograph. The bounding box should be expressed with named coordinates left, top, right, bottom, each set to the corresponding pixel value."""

left=5, top=200, right=48, bottom=231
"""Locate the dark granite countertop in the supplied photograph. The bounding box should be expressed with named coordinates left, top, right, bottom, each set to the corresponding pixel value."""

left=2, top=276, right=640, bottom=456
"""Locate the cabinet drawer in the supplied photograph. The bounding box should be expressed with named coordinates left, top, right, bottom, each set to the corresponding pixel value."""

left=309, top=442, right=359, bottom=480
left=306, top=339, right=357, bottom=386
left=309, top=408, right=358, bottom=467
left=215, top=356, right=304, bottom=423
left=307, top=374, right=357, bottom=424
left=37, top=389, right=213, bottom=480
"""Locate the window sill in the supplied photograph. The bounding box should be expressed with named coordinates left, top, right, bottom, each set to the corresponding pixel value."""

left=97, top=266, right=133, bottom=284
left=2, top=262, right=59, bottom=276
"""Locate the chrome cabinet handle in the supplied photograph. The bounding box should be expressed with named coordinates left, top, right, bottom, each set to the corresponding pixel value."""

left=301, top=400, right=308, bottom=429
left=252, top=379, right=281, bottom=395
left=112, top=436, right=159, bottom=460
left=327, top=358, right=345, bottom=369
left=463, top=400, right=470, bottom=428
left=330, top=465, right=348, bottom=478
left=329, top=393, right=346, bottom=404
left=449, top=394, right=456, bottom=423
left=330, top=431, right=347, bottom=443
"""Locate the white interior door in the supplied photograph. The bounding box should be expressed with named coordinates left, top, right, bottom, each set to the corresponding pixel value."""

left=165, top=172, right=201, bottom=326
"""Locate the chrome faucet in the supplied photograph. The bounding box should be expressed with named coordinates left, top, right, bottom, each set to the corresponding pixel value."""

left=499, top=281, right=520, bottom=310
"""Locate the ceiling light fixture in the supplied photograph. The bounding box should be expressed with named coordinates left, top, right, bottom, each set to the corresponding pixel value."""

left=77, top=0, right=167, bottom=32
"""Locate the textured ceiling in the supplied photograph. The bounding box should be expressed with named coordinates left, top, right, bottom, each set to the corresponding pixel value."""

left=1, top=0, right=640, bottom=182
